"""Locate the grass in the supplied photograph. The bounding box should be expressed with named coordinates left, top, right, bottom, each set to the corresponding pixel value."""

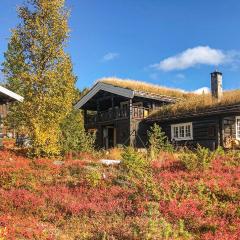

left=99, top=77, right=194, bottom=99
left=150, top=89, right=240, bottom=119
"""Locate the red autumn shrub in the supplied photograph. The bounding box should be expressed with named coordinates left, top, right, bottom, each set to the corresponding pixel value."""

left=0, top=149, right=239, bottom=239
left=159, top=198, right=204, bottom=221
left=0, top=189, right=45, bottom=214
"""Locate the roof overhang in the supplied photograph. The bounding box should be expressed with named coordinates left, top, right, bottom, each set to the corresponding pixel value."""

left=75, top=82, right=180, bottom=110
left=0, top=86, right=24, bottom=104
left=74, top=82, right=134, bottom=109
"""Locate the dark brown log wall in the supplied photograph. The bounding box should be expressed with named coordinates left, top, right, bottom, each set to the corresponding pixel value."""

left=143, top=114, right=240, bottom=150
left=85, top=119, right=130, bottom=149
left=143, top=116, right=222, bottom=150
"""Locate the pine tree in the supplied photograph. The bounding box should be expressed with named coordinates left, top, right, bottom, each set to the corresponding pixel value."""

left=2, top=0, right=76, bottom=157
left=147, top=123, right=173, bottom=159
left=60, top=109, right=95, bottom=155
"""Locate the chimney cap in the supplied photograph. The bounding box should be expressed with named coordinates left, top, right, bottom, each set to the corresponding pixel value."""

left=211, top=70, right=222, bottom=76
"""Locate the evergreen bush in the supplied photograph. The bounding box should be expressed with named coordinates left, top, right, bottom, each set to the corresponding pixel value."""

left=147, top=123, right=173, bottom=160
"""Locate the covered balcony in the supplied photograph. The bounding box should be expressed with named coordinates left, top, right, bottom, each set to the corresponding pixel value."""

left=85, top=106, right=150, bottom=124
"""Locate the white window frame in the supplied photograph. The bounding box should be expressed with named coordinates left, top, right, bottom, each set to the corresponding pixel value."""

left=236, top=117, right=240, bottom=140
left=171, top=122, right=193, bottom=141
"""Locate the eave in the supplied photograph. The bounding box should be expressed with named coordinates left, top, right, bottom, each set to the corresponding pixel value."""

left=0, top=86, right=24, bottom=104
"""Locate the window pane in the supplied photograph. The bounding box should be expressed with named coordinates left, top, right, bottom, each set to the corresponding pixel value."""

left=174, top=126, right=179, bottom=138
left=185, top=125, right=191, bottom=138
left=208, top=126, right=215, bottom=137
left=180, top=126, right=184, bottom=138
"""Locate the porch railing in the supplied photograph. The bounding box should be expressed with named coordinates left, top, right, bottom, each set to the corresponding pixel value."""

left=85, top=106, right=150, bottom=124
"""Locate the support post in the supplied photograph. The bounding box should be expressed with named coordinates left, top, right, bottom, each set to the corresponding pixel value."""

left=129, top=98, right=135, bottom=147
left=111, top=95, right=114, bottom=119
left=219, top=116, right=224, bottom=147
left=216, top=117, right=223, bottom=150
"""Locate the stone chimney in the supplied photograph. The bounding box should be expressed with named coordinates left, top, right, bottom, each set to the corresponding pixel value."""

left=211, top=71, right=223, bottom=102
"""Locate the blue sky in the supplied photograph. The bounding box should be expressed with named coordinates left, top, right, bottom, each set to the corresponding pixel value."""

left=1, top=0, right=240, bottom=92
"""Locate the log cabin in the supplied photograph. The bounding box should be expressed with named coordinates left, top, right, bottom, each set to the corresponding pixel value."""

left=75, top=71, right=240, bottom=150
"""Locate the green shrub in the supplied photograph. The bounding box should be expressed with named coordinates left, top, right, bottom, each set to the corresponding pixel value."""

left=60, top=109, right=95, bottom=155
left=121, top=147, right=149, bottom=178
left=213, top=146, right=225, bottom=157
left=180, top=145, right=214, bottom=171
left=224, top=150, right=240, bottom=167
left=120, top=147, right=160, bottom=200
left=167, top=181, right=192, bottom=201
left=0, top=169, right=37, bottom=191
left=180, top=150, right=197, bottom=171
left=147, top=123, right=173, bottom=160
left=131, top=203, right=192, bottom=240
left=85, top=167, right=102, bottom=187
left=64, top=163, right=102, bottom=188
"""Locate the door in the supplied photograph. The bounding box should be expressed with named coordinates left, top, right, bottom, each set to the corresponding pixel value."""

left=103, top=128, right=108, bottom=149
left=103, top=126, right=116, bottom=149
left=108, top=128, right=114, bottom=148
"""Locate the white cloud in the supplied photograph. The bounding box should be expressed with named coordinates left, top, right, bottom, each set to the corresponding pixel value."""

left=193, top=87, right=210, bottom=94
left=102, top=52, right=119, bottom=62
left=225, top=50, right=240, bottom=70
left=152, top=46, right=227, bottom=71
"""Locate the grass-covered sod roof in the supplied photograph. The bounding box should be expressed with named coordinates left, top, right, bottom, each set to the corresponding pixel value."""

left=99, top=77, right=193, bottom=99
left=150, top=89, right=240, bottom=119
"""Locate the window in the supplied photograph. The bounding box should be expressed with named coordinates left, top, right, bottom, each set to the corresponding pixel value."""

left=171, top=122, right=193, bottom=141
left=173, top=126, right=179, bottom=139
left=208, top=126, right=216, bottom=137
left=236, top=117, right=240, bottom=140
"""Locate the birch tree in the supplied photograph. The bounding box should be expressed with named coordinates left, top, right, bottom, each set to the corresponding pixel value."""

left=2, top=0, right=76, bottom=156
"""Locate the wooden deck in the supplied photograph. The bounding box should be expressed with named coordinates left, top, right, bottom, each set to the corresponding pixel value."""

left=86, top=106, right=150, bottom=124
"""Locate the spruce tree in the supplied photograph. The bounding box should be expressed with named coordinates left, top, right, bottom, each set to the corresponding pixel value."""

left=147, top=123, right=173, bottom=159
left=2, top=0, right=76, bottom=156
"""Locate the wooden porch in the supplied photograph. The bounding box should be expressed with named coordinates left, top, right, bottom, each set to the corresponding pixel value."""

left=85, top=106, right=150, bottom=124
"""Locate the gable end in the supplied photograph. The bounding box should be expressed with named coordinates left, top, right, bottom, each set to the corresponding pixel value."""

left=74, top=82, right=134, bottom=109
